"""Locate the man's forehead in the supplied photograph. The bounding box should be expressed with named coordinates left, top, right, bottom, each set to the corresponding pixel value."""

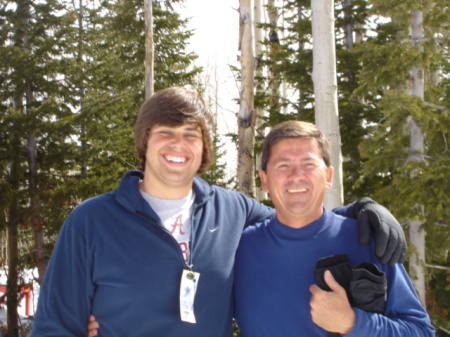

left=271, top=137, right=319, bottom=151
left=269, top=139, right=323, bottom=161
left=153, top=123, right=202, bottom=131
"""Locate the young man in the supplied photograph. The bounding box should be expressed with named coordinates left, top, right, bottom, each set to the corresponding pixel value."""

left=234, top=121, right=434, bottom=337
left=31, top=88, right=406, bottom=337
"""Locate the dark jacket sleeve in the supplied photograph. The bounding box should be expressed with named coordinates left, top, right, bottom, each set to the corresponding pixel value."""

left=30, top=206, right=94, bottom=336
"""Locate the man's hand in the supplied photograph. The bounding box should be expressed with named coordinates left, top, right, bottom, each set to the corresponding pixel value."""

left=87, top=314, right=99, bottom=337
left=354, top=198, right=407, bottom=265
left=310, top=270, right=356, bottom=335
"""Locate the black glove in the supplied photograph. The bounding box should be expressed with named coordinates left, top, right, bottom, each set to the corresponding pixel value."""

left=314, top=255, right=388, bottom=337
left=314, top=254, right=352, bottom=295
left=353, top=198, right=407, bottom=266
left=350, top=262, right=387, bottom=314
left=314, top=255, right=353, bottom=337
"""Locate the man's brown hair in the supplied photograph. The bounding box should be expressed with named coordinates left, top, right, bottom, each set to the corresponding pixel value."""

left=261, top=120, right=331, bottom=171
left=134, top=87, right=215, bottom=173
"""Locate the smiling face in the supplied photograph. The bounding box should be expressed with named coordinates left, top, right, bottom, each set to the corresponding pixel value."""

left=141, top=123, right=203, bottom=199
left=259, top=137, right=333, bottom=228
left=135, top=87, right=215, bottom=175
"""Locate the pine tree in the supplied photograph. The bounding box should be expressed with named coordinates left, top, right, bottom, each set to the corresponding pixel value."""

left=0, top=0, right=80, bottom=332
left=199, top=128, right=235, bottom=189
left=353, top=0, right=450, bottom=330
left=0, top=0, right=203, bottom=327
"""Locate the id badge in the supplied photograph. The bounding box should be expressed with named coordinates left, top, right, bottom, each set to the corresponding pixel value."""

left=180, top=269, right=200, bottom=323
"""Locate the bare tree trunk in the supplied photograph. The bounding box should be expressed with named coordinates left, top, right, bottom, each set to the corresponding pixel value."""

left=311, top=0, right=344, bottom=208
left=6, top=169, right=20, bottom=337
left=343, top=0, right=353, bottom=50
left=14, top=0, right=46, bottom=287
left=77, top=0, right=88, bottom=176
left=343, top=0, right=358, bottom=93
left=27, top=113, right=46, bottom=286
left=407, top=10, right=426, bottom=306
left=267, top=0, right=280, bottom=114
left=7, top=219, right=19, bottom=337
left=6, top=102, right=22, bottom=337
left=20, top=2, right=46, bottom=285
left=238, top=0, right=256, bottom=198
left=254, top=0, right=267, bottom=202
left=281, top=0, right=288, bottom=115
left=144, top=0, right=154, bottom=99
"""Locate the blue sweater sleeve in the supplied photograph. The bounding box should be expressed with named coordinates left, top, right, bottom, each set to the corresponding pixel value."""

left=30, top=207, right=94, bottom=336
left=332, top=201, right=356, bottom=218
left=345, top=264, right=435, bottom=337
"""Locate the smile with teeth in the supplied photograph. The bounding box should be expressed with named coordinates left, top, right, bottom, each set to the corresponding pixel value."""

left=287, top=187, right=308, bottom=193
left=165, top=155, right=187, bottom=163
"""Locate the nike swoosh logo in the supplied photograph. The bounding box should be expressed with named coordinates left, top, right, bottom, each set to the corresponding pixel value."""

left=209, top=226, right=220, bottom=233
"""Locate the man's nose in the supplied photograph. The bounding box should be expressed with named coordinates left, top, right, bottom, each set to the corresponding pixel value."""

left=170, top=133, right=185, bottom=145
left=289, top=165, right=307, bottom=178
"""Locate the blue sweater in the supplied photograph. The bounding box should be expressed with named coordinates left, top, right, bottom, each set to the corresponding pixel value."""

left=31, top=170, right=273, bottom=337
left=234, top=210, right=435, bottom=337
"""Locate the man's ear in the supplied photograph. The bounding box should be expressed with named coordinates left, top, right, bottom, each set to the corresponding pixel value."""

left=326, top=166, right=334, bottom=190
left=259, top=170, right=269, bottom=193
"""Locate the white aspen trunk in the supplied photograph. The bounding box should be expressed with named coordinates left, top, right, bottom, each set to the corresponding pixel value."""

left=238, top=0, right=256, bottom=198
left=311, top=0, right=344, bottom=208
left=407, top=10, right=426, bottom=306
left=254, top=0, right=267, bottom=201
left=144, top=0, right=154, bottom=99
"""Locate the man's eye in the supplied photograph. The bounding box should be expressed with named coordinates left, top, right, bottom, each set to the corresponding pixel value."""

left=185, top=133, right=201, bottom=139
left=303, top=163, right=317, bottom=170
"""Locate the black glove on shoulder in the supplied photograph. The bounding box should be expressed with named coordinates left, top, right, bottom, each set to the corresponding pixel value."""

left=353, top=198, right=407, bottom=266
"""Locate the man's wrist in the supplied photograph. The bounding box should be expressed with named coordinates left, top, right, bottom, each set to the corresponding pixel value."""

left=339, top=309, right=356, bottom=335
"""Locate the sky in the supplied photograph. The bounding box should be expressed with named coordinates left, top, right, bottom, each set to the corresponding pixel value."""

left=178, top=0, right=242, bottom=177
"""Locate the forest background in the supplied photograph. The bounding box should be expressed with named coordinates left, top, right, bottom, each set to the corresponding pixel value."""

left=0, top=0, right=449, bottom=336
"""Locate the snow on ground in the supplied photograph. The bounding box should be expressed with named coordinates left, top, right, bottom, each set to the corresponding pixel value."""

left=0, top=308, right=33, bottom=337
left=0, top=269, right=38, bottom=336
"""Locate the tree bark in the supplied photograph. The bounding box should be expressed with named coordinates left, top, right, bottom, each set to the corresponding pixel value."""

left=267, top=0, right=281, bottom=113
left=238, top=0, right=256, bottom=198
left=6, top=105, right=21, bottom=337
left=144, top=0, right=154, bottom=99
left=7, top=218, right=19, bottom=337
left=18, top=0, right=46, bottom=285
left=78, top=0, right=88, bottom=176
left=407, top=10, right=426, bottom=306
left=311, top=0, right=344, bottom=208
left=254, top=0, right=267, bottom=202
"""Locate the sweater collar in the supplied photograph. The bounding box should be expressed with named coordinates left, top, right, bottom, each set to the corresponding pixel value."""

left=270, top=208, right=333, bottom=240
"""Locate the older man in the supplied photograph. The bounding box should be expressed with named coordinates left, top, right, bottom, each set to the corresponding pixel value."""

left=234, top=121, right=434, bottom=337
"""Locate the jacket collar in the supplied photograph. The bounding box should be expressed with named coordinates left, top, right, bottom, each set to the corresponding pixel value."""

left=115, top=170, right=213, bottom=215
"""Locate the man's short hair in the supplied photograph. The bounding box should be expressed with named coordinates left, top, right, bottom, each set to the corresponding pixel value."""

left=261, top=120, right=331, bottom=171
left=134, top=87, right=215, bottom=173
